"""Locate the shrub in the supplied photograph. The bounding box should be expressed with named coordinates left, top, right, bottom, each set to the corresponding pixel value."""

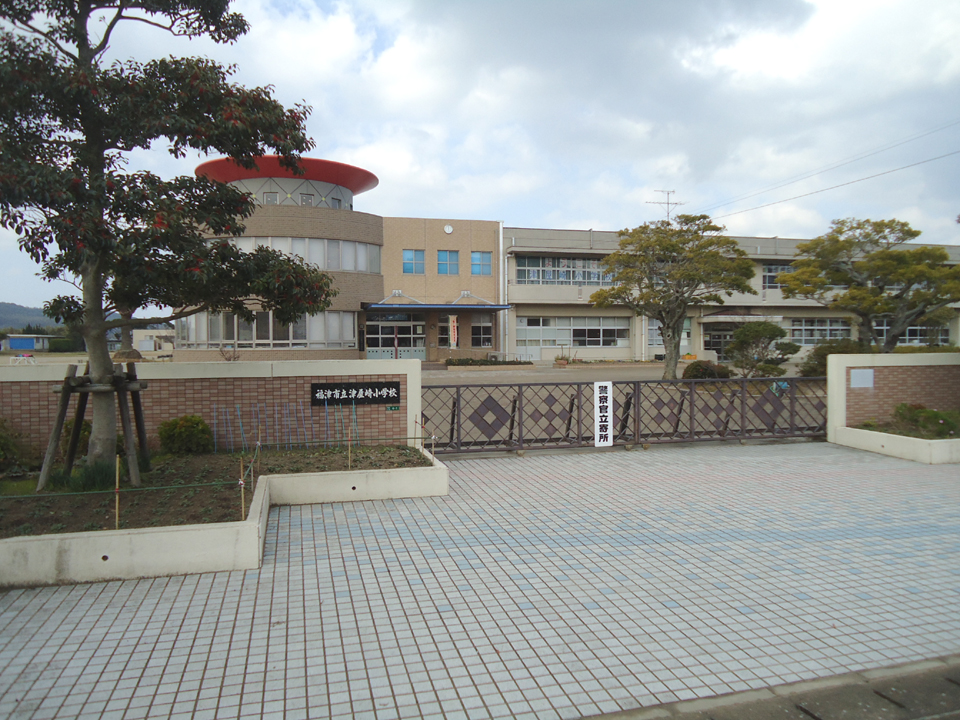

left=797, top=338, right=864, bottom=377
left=49, top=337, right=83, bottom=352
left=892, top=403, right=959, bottom=439
left=726, top=322, right=800, bottom=378
left=158, top=415, right=214, bottom=455
left=0, top=417, right=23, bottom=471
left=49, top=459, right=119, bottom=492
left=60, top=419, right=92, bottom=458
left=682, top=360, right=734, bottom=379
left=445, top=358, right=534, bottom=366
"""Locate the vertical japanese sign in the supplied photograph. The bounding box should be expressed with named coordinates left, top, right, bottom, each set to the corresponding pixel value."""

left=450, top=315, right=458, bottom=347
left=594, top=381, right=613, bottom=447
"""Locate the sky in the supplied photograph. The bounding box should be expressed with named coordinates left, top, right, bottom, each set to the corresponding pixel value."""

left=2, top=0, right=959, bottom=308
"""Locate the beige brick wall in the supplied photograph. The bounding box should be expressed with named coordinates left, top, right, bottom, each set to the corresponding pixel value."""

left=845, top=365, right=960, bottom=426
left=382, top=218, right=500, bottom=303
left=1, top=371, right=410, bottom=453
left=240, top=206, right=384, bottom=245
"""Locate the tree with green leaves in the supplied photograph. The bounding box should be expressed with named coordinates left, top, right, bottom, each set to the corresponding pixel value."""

left=726, top=321, right=800, bottom=378
left=590, top=214, right=756, bottom=379
left=777, top=218, right=960, bottom=352
left=0, top=0, right=337, bottom=469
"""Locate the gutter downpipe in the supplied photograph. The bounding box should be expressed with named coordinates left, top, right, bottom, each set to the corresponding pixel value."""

left=499, top=221, right=507, bottom=358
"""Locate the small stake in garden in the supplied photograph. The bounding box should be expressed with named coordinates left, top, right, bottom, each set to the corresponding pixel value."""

left=115, top=455, right=120, bottom=531
left=239, top=456, right=246, bottom=521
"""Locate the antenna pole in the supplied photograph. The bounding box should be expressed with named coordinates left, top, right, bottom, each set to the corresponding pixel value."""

left=646, top=190, right=687, bottom=221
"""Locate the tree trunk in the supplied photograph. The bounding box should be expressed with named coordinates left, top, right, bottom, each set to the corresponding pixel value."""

left=113, top=309, right=142, bottom=361
left=660, top=320, right=684, bottom=380
left=82, top=267, right=118, bottom=467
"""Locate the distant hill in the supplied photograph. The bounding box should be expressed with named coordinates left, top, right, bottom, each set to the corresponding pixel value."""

left=0, top=302, right=58, bottom=332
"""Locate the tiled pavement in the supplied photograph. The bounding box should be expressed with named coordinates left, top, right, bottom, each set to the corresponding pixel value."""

left=1, top=441, right=960, bottom=720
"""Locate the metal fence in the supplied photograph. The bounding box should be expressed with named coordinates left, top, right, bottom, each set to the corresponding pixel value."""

left=421, top=377, right=827, bottom=453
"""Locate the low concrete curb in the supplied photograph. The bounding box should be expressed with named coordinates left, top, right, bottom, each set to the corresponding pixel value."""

left=586, top=655, right=960, bottom=719
left=834, top=426, right=960, bottom=464
left=0, top=449, right=447, bottom=588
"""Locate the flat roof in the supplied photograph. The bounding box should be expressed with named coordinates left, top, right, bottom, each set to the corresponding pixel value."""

left=196, top=156, right=379, bottom=195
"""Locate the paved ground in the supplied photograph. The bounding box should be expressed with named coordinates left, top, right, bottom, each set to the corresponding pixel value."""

left=1, top=441, right=959, bottom=720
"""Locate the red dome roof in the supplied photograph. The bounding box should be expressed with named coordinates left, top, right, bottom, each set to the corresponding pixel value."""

left=195, top=156, right=379, bottom=195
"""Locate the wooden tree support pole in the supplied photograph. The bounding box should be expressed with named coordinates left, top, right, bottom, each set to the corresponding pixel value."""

left=37, top=365, right=78, bottom=492
left=63, top=362, right=91, bottom=477
left=114, top=367, right=142, bottom=487
left=126, top=363, right=151, bottom=471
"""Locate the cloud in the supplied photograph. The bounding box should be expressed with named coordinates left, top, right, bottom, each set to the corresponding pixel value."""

left=3, top=0, right=959, bottom=308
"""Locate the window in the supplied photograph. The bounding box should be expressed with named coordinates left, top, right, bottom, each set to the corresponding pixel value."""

left=438, top=314, right=455, bottom=348
left=516, top=316, right=629, bottom=347
left=762, top=264, right=794, bottom=289
left=790, top=318, right=851, bottom=345
left=262, top=192, right=278, bottom=205
left=471, top=251, right=492, bottom=276
left=438, top=250, right=459, bottom=275
left=874, top=320, right=950, bottom=346
left=647, top=318, right=690, bottom=346
left=299, top=193, right=314, bottom=207
left=515, top=255, right=613, bottom=286
left=471, top=313, right=493, bottom=348
left=403, top=249, right=425, bottom=274
left=331, top=197, right=342, bottom=209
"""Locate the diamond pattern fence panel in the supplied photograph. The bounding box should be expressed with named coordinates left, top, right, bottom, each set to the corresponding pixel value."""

left=421, top=377, right=826, bottom=453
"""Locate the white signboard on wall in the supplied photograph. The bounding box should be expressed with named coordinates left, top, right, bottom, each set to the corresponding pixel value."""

left=594, top=381, right=613, bottom=447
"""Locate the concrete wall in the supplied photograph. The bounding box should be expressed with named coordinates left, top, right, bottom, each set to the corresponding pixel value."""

left=826, top=353, right=960, bottom=442
left=0, top=359, right=422, bottom=453
left=0, top=449, right=447, bottom=587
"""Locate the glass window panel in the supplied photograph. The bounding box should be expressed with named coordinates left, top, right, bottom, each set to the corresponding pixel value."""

left=263, top=192, right=278, bottom=205
left=223, top=313, right=235, bottom=341
left=308, top=239, right=324, bottom=267
left=207, top=314, right=221, bottom=342
left=256, top=312, right=271, bottom=341
left=300, top=193, right=314, bottom=206
left=291, top=238, right=306, bottom=259
left=293, top=315, right=307, bottom=340
left=327, top=312, right=341, bottom=341
left=273, top=314, right=289, bottom=341
left=234, top=237, right=254, bottom=253
left=341, top=241, right=356, bottom=271
left=238, top=319, right=253, bottom=343
left=369, top=245, right=381, bottom=274
left=343, top=313, right=356, bottom=344
left=327, top=240, right=340, bottom=270
left=307, top=313, right=324, bottom=345
left=271, top=237, right=290, bottom=255
left=357, top=242, right=368, bottom=272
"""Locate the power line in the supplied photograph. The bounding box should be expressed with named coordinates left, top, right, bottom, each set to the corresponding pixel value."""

left=712, top=149, right=960, bottom=220
left=697, top=117, right=960, bottom=215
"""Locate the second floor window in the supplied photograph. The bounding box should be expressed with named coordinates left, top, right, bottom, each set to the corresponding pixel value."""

left=262, top=192, right=278, bottom=205
left=438, top=250, right=459, bottom=275
left=403, top=249, right=425, bottom=274
left=472, top=251, right=492, bottom=276
left=763, top=263, right=794, bottom=289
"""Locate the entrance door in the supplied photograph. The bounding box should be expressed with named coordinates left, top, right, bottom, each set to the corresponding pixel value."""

left=365, top=313, right=427, bottom=360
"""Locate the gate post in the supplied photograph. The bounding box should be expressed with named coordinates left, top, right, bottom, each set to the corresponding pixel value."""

left=517, top=385, right=525, bottom=450
left=576, top=383, right=583, bottom=446
left=456, top=386, right=463, bottom=451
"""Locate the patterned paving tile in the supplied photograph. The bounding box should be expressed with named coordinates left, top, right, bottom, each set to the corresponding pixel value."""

left=1, top=442, right=959, bottom=719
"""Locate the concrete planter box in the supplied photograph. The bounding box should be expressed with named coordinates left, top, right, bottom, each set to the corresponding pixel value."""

left=834, top=427, right=960, bottom=465
left=0, top=449, right=447, bottom=588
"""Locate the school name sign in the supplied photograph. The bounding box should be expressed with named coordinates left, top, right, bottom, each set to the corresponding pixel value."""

left=310, top=381, right=401, bottom=406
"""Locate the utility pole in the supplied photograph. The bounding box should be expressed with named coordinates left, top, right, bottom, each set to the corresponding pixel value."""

left=646, top=190, right=686, bottom=221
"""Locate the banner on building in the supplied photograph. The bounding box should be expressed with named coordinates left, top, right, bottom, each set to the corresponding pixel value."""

left=450, top=316, right=458, bottom=346
left=594, top=381, right=613, bottom=447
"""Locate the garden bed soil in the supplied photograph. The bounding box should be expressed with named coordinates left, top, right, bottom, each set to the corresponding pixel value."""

left=0, top=446, right=431, bottom=539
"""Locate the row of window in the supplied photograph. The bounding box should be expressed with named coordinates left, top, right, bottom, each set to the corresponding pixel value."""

left=515, top=256, right=614, bottom=286
left=233, top=237, right=381, bottom=274
left=402, top=250, right=492, bottom=276
left=515, top=316, right=631, bottom=347
left=364, top=313, right=494, bottom=349
left=176, top=311, right=358, bottom=349
left=261, top=192, right=349, bottom=209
